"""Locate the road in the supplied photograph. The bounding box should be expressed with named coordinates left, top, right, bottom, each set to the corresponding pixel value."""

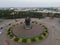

left=0, top=17, right=60, bottom=45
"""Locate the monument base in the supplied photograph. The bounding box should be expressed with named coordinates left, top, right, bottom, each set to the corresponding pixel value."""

left=24, top=25, right=32, bottom=30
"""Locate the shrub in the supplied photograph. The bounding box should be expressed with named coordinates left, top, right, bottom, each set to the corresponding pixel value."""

left=22, top=38, right=27, bottom=43
left=45, top=30, right=48, bottom=33
left=7, top=32, right=10, bottom=35
left=31, top=38, right=36, bottom=42
left=42, top=25, right=45, bottom=27
left=8, top=29, right=11, bottom=32
left=14, top=37, right=19, bottom=42
left=9, top=27, right=13, bottom=30
left=9, top=34, right=14, bottom=39
left=44, top=27, right=47, bottom=29
left=38, top=35, right=43, bottom=40
left=41, top=34, right=45, bottom=39
left=43, top=33, right=46, bottom=36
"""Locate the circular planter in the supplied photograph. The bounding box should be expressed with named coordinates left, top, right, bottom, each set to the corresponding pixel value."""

left=7, top=22, right=48, bottom=43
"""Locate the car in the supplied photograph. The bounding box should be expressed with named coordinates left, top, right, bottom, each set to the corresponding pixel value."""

left=0, top=30, right=2, bottom=34
left=0, top=32, right=2, bottom=34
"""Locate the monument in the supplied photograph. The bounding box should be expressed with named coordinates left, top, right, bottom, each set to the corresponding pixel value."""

left=25, top=17, right=30, bottom=25
left=7, top=17, right=48, bottom=43
left=24, top=17, right=32, bottom=30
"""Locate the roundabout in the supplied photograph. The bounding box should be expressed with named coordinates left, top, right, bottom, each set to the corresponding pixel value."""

left=0, top=17, right=60, bottom=45
left=7, top=17, right=48, bottom=43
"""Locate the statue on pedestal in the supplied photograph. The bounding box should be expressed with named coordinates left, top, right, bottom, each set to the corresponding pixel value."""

left=24, top=17, right=32, bottom=30
left=25, top=17, right=30, bottom=25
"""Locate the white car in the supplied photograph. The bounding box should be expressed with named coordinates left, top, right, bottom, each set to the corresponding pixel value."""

left=0, top=30, right=2, bottom=34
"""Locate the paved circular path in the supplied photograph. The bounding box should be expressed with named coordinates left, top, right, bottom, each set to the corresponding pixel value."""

left=13, top=23, right=45, bottom=38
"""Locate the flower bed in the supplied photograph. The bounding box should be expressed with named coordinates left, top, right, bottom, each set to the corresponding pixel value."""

left=7, top=22, right=48, bottom=43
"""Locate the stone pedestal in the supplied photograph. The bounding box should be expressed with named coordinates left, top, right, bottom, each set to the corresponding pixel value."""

left=24, top=25, right=32, bottom=30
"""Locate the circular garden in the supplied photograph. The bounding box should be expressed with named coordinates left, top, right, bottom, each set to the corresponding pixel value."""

left=7, top=21, right=48, bottom=43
